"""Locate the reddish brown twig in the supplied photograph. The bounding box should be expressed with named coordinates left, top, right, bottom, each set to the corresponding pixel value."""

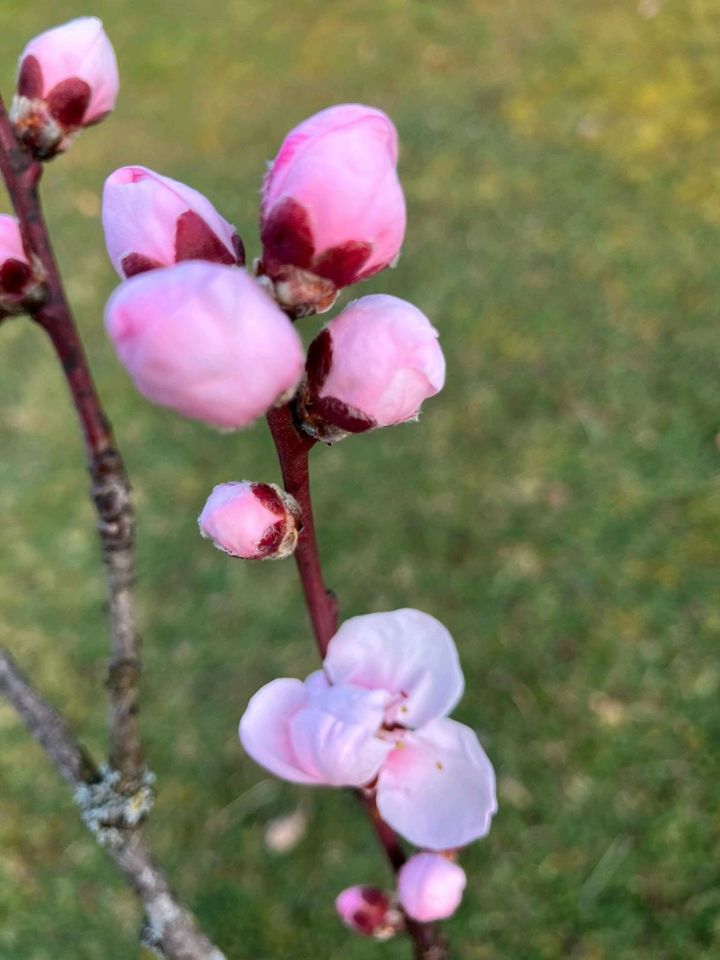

left=0, top=91, right=142, bottom=794
left=0, top=91, right=227, bottom=960
left=267, top=402, right=448, bottom=960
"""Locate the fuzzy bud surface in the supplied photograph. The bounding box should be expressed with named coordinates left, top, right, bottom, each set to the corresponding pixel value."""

left=104, top=261, right=304, bottom=429
left=199, top=481, right=301, bottom=560
left=397, top=853, right=467, bottom=922
left=335, top=886, right=400, bottom=939
left=103, top=166, right=244, bottom=279
left=12, top=17, right=118, bottom=158
left=261, top=104, right=406, bottom=314
left=299, top=294, right=445, bottom=441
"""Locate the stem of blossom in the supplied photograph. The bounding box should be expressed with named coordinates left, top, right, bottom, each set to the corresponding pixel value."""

left=266, top=403, right=448, bottom=960
left=266, top=403, right=338, bottom=656
left=0, top=92, right=142, bottom=795
left=0, top=647, right=228, bottom=960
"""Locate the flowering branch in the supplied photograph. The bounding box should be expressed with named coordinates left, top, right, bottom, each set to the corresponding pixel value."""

left=266, top=405, right=448, bottom=960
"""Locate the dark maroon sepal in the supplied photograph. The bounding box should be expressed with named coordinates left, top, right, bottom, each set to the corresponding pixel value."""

left=231, top=232, right=246, bottom=266
left=46, top=78, right=91, bottom=128
left=250, top=482, right=285, bottom=516
left=261, top=197, right=315, bottom=274
left=313, top=396, right=375, bottom=434
left=121, top=253, right=163, bottom=278
left=0, top=259, right=32, bottom=294
left=305, top=329, right=333, bottom=393
left=175, top=210, right=236, bottom=265
left=18, top=56, right=43, bottom=99
left=313, top=240, right=372, bottom=287
left=257, top=519, right=287, bottom=556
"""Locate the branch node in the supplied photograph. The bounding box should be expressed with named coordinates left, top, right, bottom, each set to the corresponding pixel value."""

left=74, top=763, right=156, bottom=847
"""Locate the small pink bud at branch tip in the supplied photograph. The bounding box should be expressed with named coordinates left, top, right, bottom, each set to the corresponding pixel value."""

left=11, top=17, right=119, bottom=159
left=260, top=104, right=406, bottom=316
left=397, top=853, right=467, bottom=922
left=198, top=482, right=301, bottom=560
left=298, top=295, right=445, bottom=442
left=335, top=886, right=402, bottom=940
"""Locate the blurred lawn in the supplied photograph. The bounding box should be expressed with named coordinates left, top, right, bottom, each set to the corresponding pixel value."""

left=1, top=1, right=719, bottom=958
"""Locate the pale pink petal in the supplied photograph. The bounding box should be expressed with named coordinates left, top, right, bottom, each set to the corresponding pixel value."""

left=239, top=678, right=322, bottom=784
left=103, top=166, right=240, bottom=277
left=20, top=17, right=118, bottom=122
left=104, top=262, right=304, bottom=429
left=0, top=215, right=27, bottom=263
left=198, top=481, right=299, bottom=560
left=376, top=718, right=497, bottom=850
left=397, top=853, right=466, bottom=922
left=261, top=104, right=405, bottom=288
left=303, top=295, right=445, bottom=436
left=324, top=609, right=463, bottom=728
left=289, top=705, right=391, bottom=786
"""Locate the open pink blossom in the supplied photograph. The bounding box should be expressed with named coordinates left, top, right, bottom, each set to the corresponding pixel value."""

left=239, top=609, right=497, bottom=851
left=104, top=261, right=304, bottom=429
left=335, top=886, right=400, bottom=939
left=397, top=853, right=467, bottom=922
left=198, top=481, right=301, bottom=560
left=299, top=295, right=445, bottom=441
left=0, top=215, right=32, bottom=299
left=12, top=17, right=118, bottom=157
left=103, top=166, right=244, bottom=279
left=260, top=104, right=406, bottom=314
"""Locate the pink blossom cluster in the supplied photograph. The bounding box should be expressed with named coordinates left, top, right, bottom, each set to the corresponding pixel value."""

left=240, top=609, right=496, bottom=924
left=101, top=104, right=444, bottom=441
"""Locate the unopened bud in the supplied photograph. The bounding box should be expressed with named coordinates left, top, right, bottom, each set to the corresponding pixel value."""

left=335, top=886, right=402, bottom=940
left=104, top=262, right=304, bottom=429
left=260, top=104, right=405, bottom=316
left=103, top=166, right=244, bottom=279
left=198, top=482, right=301, bottom=560
left=298, top=294, right=445, bottom=442
left=397, top=853, right=466, bottom=922
left=0, top=215, right=44, bottom=316
left=12, top=17, right=118, bottom=159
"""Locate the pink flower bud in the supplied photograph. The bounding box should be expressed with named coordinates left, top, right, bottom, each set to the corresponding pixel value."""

left=198, top=482, right=301, bottom=560
left=0, top=215, right=32, bottom=303
left=260, top=104, right=406, bottom=315
left=104, top=261, right=304, bottom=429
left=397, top=854, right=466, bottom=922
left=12, top=17, right=118, bottom=158
left=298, top=294, right=445, bottom=442
left=335, top=886, right=401, bottom=940
left=103, top=166, right=245, bottom=279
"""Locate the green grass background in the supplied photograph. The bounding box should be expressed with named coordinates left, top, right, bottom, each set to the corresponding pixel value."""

left=1, top=1, right=719, bottom=957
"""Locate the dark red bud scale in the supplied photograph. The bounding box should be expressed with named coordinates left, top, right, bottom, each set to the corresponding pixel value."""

left=175, top=210, right=238, bottom=265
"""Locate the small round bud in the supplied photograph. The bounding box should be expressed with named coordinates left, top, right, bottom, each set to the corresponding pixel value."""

left=103, top=166, right=245, bottom=279
left=104, top=262, right=304, bottom=429
left=397, top=853, right=466, bottom=922
left=11, top=17, right=119, bottom=159
left=0, top=215, right=44, bottom=317
left=198, top=482, right=301, bottom=560
left=260, top=104, right=406, bottom=316
left=335, top=886, right=402, bottom=940
left=298, top=294, right=445, bottom=442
